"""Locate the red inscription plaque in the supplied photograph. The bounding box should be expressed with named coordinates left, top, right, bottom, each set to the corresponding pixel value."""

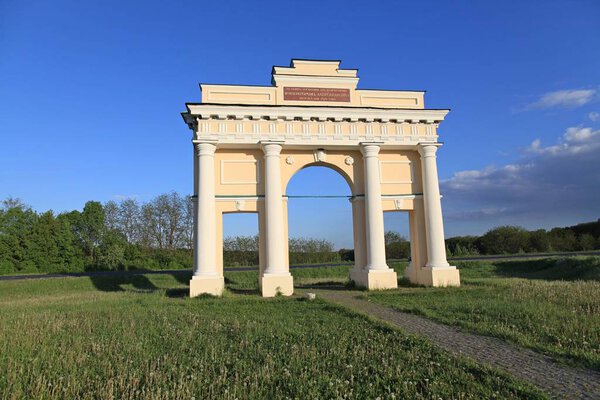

left=284, top=87, right=351, bottom=102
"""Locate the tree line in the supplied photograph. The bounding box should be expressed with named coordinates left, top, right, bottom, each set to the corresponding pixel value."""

left=0, top=194, right=340, bottom=275
left=1, top=194, right=598, bottom=275
left=446, top=223, right=600, bottom=257
left=223, top=235, right=339, bottom=266
left=382, top=222, right=600, bottom=260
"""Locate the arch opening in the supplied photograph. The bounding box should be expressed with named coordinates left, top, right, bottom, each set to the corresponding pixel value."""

left=383, top=211, right=411, bottom=276
left=221, top=212, right=260, bottom=291
left=284, top=161, right=354, bottom=195
left=285, top=165, right=355, bottom=267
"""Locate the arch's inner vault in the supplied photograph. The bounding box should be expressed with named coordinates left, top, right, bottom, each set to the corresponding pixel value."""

left=181, top=59, right=460, bottom=297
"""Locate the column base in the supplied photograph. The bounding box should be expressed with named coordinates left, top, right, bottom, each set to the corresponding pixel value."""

left=260, top=273, right=294, bottom=297
left=405, top=266, right=460, bottom=287
left=189, top=275, right=225, bottom=297
left=351, top=268, right=398, bottom=290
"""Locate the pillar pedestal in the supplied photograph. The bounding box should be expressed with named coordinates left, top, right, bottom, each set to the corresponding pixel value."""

left=351, top=269, right=398, bottom=290
left=260, top=274, right=294, bottom=297
left=190, top=275, right=225, bottom=297
left=417, top=267, right=460, bottom=287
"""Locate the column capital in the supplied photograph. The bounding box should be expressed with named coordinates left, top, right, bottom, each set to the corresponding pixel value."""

left=193, top=141, right=217, bottom=156
left=417, top=142, right=442, bottom=158
left=359, top=142, right=383, bottom=157
left=260, top=141, right=284, bottom=156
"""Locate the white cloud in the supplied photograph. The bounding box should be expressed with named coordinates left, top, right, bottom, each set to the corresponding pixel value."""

left=526, top=127, right=600, bottom=155
left=525, top=89, right=596, bottom=110
left=589, top=111, right=600, bottom=122
left=441, top=126, right=600, bottom=230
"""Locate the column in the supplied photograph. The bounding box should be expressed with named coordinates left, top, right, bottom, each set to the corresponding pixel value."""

left=192, top=144, right=199, bottom=274
left=262, top=142, right=286, bottom=274
left=194, top=142, right=218, bottom=276
left=360, top=144, right=389, bottom=270
left=260, top=142, right=293, bottom=296
left=190, top=141, right=224, bottom=297
left=418, top=144, right=450, bottom=268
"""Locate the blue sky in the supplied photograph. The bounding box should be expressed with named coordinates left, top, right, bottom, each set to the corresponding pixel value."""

left=1, top=0, right=599, bottom=248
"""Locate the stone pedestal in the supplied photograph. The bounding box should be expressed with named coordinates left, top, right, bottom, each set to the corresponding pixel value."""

left=189, top=275, right=225, bottom=297
left=260, top=274, right=294, bottom=297
left=351, top=269, right=398, bottom=290
left=418, top=266, right=460, bottom=287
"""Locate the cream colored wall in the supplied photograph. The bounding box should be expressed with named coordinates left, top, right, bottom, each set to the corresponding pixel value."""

left=201, top=85, right=276, bottom=105
left=214, top=149, right=264, bottom=196
left=200, top=59, right=425, bottom=110
left=379, top=150, right=422, bottom=196
left=201, top=84, right=424, bottom=110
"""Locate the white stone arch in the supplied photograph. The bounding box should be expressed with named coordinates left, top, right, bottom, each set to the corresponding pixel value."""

left=182, top=59, right=460, bottom=297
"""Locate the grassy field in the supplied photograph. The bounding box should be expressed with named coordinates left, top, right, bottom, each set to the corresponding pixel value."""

left=0, top=268, right=543, bottom=399
left=367, top=257, right=600, bottom=371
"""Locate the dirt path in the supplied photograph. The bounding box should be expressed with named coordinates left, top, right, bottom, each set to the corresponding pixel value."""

left=307, top=288, right=600, bottom=399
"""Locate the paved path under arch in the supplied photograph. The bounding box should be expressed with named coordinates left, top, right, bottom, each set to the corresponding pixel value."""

left=306, top=288, right=600, bottom=399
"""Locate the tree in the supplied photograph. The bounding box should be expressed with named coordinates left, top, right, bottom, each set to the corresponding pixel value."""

left=1, top=197, right=28, bottom=211
left=71, top=201, right=106, bottom=263
left=384, top=231, right=410, bottom=260
left=183, top=196, right=194, bottom=251
left=548, top=228, right=578, bottom=252
left=578, top=234, right=597, bottom=251
left=104, top=200, right=119, bottom=232
left=528, top=229, right=551, bottom=253
left=97, top=230, right=126, bottom=270
left=478, top=226, right=530, bottom=255
left=0, top=200, right=37, bottom=272
left=161, top=192, right=187, bottom=250
left=446, top=236, right=481, bottom=256
left=111, top=198, right=141, bottom=243
left=384, top=231, right=404, bottom=246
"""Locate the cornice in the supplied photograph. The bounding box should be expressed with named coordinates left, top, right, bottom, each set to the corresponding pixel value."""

left=185, top=104, right=449, bottom=124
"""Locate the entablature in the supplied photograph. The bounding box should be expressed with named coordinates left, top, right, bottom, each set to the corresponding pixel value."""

left=183, top=104, right=446, bottom=147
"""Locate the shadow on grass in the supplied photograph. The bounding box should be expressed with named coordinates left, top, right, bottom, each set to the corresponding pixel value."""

left=165, top=287, right=188, bottom=298
left=90, top=275, right=158, bottom=292
left=489, top=257, right=600, bottom=281
left=296, top=281, right=357, bottom=291
left=171, top=271, right=192, bottom=285
left=398, top=277, right=423, bottom=288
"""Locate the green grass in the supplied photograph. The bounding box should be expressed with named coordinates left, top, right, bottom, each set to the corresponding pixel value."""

left=0, top=269, right=543, bottom=399
left=367, top=257, right=600, bottom=371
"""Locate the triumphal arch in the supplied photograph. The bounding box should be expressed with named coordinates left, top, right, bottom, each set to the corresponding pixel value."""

left=181, top=59, right=460, bottom=297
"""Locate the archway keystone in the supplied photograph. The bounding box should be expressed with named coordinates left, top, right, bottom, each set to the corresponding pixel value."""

left=182, top=59, right=460, bottom=297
